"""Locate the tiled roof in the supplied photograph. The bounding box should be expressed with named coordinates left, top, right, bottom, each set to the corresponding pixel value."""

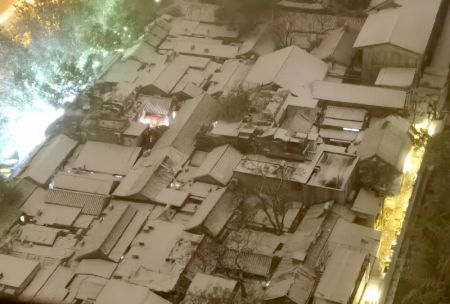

left=46, top=189, right=109, bottom=216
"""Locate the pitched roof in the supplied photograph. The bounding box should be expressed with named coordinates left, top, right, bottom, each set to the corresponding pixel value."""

left=186, top=188, right=240, bottom=238
left=0, top=254, right=40, bottom=289
left=354, top=0, right=442, bottom=54
left=153, top=93, right=219, bottom=155
left=314, top=247, right=367, bottom=304
left=352, top=189, right=383, bottom=217
left=375, top=67, right=416, bottom=88
left=76, top=204, right=139, bottom=261
left=96, top=279, right=170, bottom=304
left=312, top=81, right=407, bottom=109
left=53, top=172, right=115, bottom=195
left=358, top=116, right=412, bottom=171
left=183, top=273, right=238, bottom=303
left=73, top=141, right=141, bottom=176
left=21, top=134, right=78, bottom=185
left=113, top=147, right=187, bottom=199
left=193, top=145, right=242, bottom=186
left=46, top=189, right=109, bottom=216
left=245, top=46, right=328, bottom=96
left=219, top=249, right=273, bottom=278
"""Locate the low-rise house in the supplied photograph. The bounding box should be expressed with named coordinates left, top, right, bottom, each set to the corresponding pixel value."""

left=351, top=189, right=383, bottom=227
left=182, top=273, right=240, bottom=304
left=264, top=266, right=316, bottom=304
left=306, top=150, right=359, bottom=204
left=20, top=134, right=78, bottom=186
left=357, top=116, right=412, bottom=192
left=76, top=203, right=149, bottom=262
left=53, top=171, right=116, bottom=195
left=312, top=26, right=357, bottom=67
left=185, top=188, right=241, bottom=239
left=193, top=145, right=242, bottom=186
left=79, top=118, right=130, bottom=144
left=45, top=188, right=109, bottom=217
left=354, top=0, right=444, bottom=83
left=137, top=95, right=173, bottom=127
left=314, top=247, right=369, bottom=304
left=0, top=254, right=40, bottom=297
left=113, top=147, right=187, bottom=201
left=18, top=224, right=61, bottom=246
left=153, top=93, right=220, bottom=155
left=72, top=141, right=141, bottom=176
left=312, top=81, right=407, bottom=115
left=122, top=122, right=148, bottom=147
left=96, top=279, right=171, bottom=304
left=374, top=67, right=416, bottom=89
left=245, top=46, right=328, bottom=97
left=113, top=220, right=203, bottom=294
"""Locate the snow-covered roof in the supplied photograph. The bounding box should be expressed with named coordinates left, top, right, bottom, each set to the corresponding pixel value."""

left=312, top=81, right=407, bottom=109
left=245, top=46, right=328, bottom=96
left=0, top=254, right=40, bottom=290
left=354, top=0, right=442, bottom=54
left=375, top=67, right=416, bottom=88
left=53, top=172, right=115, bottom=195
left=352, top=188, right=383, bottom=217
left=314, top=247, right=367, bottom=304
left=72, top=142, right=141, bottom=176
left=193, top=144, right=242, bottom=186
left=358, top=115, right=412, bottom=171
left=21, top=134, right=78, bottom=185
left=184, top=273, right=238, bottom=302
left=96, top=279, right=170, bottom=304
left=174, top=40, right=239, bottom=59
left=312, top=27, right=346, bottom=60
left=153, top=93, right=219, bottom=155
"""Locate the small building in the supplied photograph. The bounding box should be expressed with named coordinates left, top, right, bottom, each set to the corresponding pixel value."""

left=312, top=26, right=357, bottom=67
left=312, top=81, right=407, bottom=115
left=137, top=95, right=173, bottom=128
left=113, top=220, right=203, bottom=294
left=357, top=116, right=412, bottom=191
left=374, top=67, right=416, bottom=89
left=314, top=247, right=369, bottom=304
left=354, top=0, right=444, bottom=83
left=193, top=145, right=242, bottom=186
left=96, top=279, right=171, bottom=304
left=46, top=188, right=110, bottom=217
left=76, top=203, right=149, bottom=262
left=306, top=150, right=359, bottom=204
left=72, top=141, right=141, bottom=176
left=113, top=147, right=187, bottom=201
left=20, top=134, right=78, bottom=185
left=53, top=171, right=115, bottom=195
left=351, top=188, right=383, bottom=227
left=245, top=46, right=328, bottom=97
left=264, top=266, right=316, bottom=304
left=79, top=118, right=130, bottom=144
left=182, top=273, right=239, bottom=304
left=122, top=122, right=148, bottom=147
left=153, top=93, right=220, bottom=155
left=185, top=188, right=241, bottom=239
left=0, top=254, right=40, bottom=297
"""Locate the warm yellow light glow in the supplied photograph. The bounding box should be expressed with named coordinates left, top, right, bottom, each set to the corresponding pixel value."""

left=362, top=285, right=380, bottom=303
left=403, top=151, right=413, bottom=173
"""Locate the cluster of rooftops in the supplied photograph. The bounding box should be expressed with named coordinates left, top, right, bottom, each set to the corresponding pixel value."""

left=1, top=0, right=449, bottom=303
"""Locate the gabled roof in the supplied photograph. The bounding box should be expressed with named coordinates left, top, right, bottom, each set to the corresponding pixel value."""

left=153, top=93, right=220, bottom=155
left=73, top=141, right=141, bottom=176
left=358, top=115, right=412, bottom=171
left=113, top=147, right=187, bottom=199
left=0, top=254, right=40, bottom=290
left=21, top=134, right=78, bottom=185
left=53, top=172, right=115, bottom=195
left=183, top=273, right=238, bottom=303
left=193, top=145, right=242, bottom=186
left=375, top=67, right=416, bottom=88
left=314, top=247, right=367, bottom=304
left=245, top=46, right=328, bottom=96
left=186, top=188, right=240, bottom=238
left=312, top=81, right=407, bottom=109
left=312, top=27, right=347, bottom=60
left=354, top=0, right=442, bottom=54
left=96, top=279, right=170, bottom=304
left=265, top=266, right=316, bottom=304
left=46, top=189, right=109, bottom=216
left=76, top=204, right=140, bottom=261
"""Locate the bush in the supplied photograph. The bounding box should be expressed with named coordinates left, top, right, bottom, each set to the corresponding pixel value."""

left=217, top=88, right=252, bottom=122
left=0, top=176, right=21, bottom=205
